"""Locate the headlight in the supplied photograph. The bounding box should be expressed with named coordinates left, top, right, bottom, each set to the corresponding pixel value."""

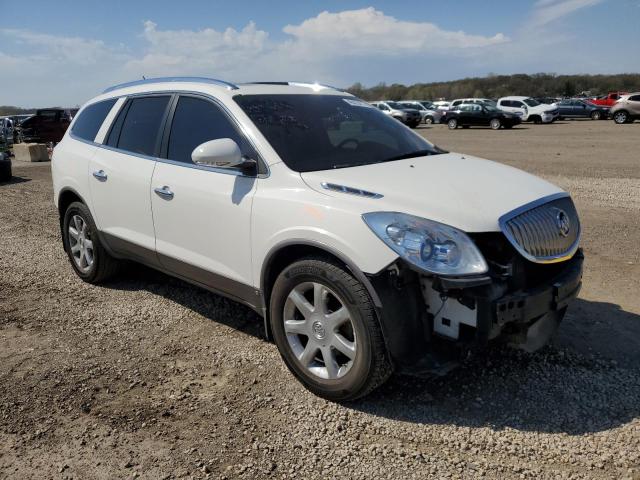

left=362, top=212, right=488, bottom=276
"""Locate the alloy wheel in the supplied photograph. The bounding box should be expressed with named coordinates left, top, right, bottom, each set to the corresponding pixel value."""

left=68, top=214, right=94, bottom=272
left=283, top=282, right=356, bottom=380
left=614, top=112, right=628, bottom=124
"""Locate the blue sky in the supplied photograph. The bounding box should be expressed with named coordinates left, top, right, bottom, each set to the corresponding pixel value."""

left=1, top=0, right=638, bottom=106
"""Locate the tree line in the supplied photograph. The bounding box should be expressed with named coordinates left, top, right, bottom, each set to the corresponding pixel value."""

left=0, top=106, right=37, bottom=116
left=346, top=73, right=640, bottom=101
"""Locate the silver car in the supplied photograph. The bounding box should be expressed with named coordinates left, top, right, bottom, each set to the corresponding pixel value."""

left=399, top=101, right=445, bottom=124
left=370, top=101, right=422, bottom=128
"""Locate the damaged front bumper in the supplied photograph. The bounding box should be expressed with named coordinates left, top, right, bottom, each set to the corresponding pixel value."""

left=370, top=249, right=584, bottom=376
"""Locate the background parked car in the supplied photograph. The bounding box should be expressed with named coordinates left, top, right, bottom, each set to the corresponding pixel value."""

left=444, top=103, right=521, bottom=130
left=449, top=98, right=497, bottom=108
left=557, top=99, right=608, bottom=120
left=431, top=100, right=450, bottom=111
left=0, top=149, right=11, bottom=182
left=533, top=97, right=561, bottom=106
left=610, top=92, right=640, bottom=124
left=370, top=101, right=421, bottom=128
left=17, top=108, right=77, bottom=144
left=589, top=91, right=628, bottom=108
left=497, top=96, right=558, bottom=123
left=398, top=101, right=444, bottom=124
left=0, top=117, right=14, bottom=148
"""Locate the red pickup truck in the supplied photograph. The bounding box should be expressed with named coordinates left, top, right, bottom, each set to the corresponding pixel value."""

left=589, top=92, right=628, bottom=107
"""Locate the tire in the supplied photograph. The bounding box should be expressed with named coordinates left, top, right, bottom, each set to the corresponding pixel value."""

left=409, top=121, right=419, bottom=129
left=0, top=157, right=11, bottom=182
left=269, top=257, right=392, bottom=401
left=424, top=116, right=434, bottom=125
left=613, top=111, right=629, bottom=124
left=490, top=118, right=501, bottom=130
left=447, top=118, right=458, bottom=129
left=531, top=115, right=542, bottom=124
left=590, top=110, right=601, bottom=120
left=62, top=202, right=120, bottom=283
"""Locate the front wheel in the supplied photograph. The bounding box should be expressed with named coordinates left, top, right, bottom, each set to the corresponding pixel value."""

left=447, top=118, right=458, bottom=129
left=613, top=111, right=629, bottom=124
left=490, top=118, right=502, bottom=130
left=424, top=116, right=434, bottom=124
left=62, top=202, right=120, bottom=283
left=269, top=258, right=392, bottom=401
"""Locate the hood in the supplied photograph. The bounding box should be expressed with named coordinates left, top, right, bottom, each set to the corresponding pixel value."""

left=300, top=153, right=563, bottom=232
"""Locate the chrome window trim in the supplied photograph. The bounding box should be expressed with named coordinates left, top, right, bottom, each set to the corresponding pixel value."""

left=70, top=89, right=270, bottom=179
left=498, top=192, right=581, bottom=264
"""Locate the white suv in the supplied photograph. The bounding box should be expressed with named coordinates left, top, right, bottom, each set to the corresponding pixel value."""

left=497, top=96, right=559, bottom=123
left=53, top=77, right=583, bottom=400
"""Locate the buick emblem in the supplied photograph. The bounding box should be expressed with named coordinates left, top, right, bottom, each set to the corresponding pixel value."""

left=311, top=321, right=326, bottom=340
left=555, top=209, right=571, bottom=237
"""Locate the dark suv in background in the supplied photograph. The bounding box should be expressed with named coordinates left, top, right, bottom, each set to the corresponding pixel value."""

left=18, top=108, right=78, bottom=144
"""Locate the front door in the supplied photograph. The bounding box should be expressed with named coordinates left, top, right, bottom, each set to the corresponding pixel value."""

left=88, top=95, right=172, bottom=264
left=150, top=94, right=259, bottom=301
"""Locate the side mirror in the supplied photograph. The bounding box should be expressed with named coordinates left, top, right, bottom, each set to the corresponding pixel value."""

left=192, top=138, right=243, bottom=168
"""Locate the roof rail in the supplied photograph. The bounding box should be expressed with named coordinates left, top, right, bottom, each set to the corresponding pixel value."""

left=240, top=81, right=343, bottom=92
left=103, top=77, right=239, bottom=93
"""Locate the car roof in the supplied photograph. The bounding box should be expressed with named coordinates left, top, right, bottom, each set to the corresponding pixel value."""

left=91, top=77, right=352, bottom=105
left=499, top=96, right=531, bottom=100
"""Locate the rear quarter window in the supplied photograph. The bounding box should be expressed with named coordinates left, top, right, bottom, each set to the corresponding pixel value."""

left=71, top=99, right=117, bottom=142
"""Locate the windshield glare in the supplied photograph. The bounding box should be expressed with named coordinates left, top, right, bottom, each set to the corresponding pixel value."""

left=234, top=94, right=440, bottom=172
left=523, top=98, right=540, bottom=107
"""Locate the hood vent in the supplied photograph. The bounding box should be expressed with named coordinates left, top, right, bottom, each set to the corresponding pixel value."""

left=321, top=182, right=383, bottom=199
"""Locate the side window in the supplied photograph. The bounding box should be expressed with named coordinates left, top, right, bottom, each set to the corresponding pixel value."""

left=499, top=100, right=510, bottom=107
left=628, top=95, right=640, bottom=102
left=71, top=99, right=117, bottom=142
left=379, top=104, right=389, bottom=111
left=452, top=100, right=461, bottom=107
left=514, top=101, right=525, bottom=108
left=108, top=96, right=170, bottom=156
left=167, top=96, right=256, bottom=164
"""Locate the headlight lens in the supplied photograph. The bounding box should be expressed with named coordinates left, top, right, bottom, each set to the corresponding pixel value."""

left=362, top=212, right=488, bottom=276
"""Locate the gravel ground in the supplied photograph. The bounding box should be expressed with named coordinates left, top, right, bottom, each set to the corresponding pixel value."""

left=1, top=120, right=639, bottom=479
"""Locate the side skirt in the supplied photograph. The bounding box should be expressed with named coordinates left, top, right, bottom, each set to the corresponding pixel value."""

left=98, top=231, right=265, bottom=317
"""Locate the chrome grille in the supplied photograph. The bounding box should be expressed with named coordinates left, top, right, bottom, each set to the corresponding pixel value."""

left=499, top=194, right=580, bottom=263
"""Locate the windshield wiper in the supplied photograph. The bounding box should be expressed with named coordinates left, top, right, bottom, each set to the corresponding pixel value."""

left=377, top=149, right=438, bottom=163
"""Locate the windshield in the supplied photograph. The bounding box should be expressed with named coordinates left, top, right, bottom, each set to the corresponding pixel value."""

left=400, top=102, right=423, bottom=110
left=385, top=101, right=405, bottom=109
left=419, top=101, right=435, bottom=110
left=234, top=94, right=440, bottom=172
left=523, top=98, right=540, bottom=107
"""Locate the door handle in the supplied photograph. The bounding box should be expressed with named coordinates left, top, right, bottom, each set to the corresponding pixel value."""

left=92, top=170, right=107, bottom=181
left=154, top=186, right=174, bottom=199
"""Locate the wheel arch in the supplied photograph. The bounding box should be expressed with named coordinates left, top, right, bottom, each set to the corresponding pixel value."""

left=260, top=240, right=385, bottom=338
left=57, top=187, right=87, bottom=251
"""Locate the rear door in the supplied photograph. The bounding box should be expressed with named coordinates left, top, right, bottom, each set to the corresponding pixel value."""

left=150, top=94, right=259, bottom=298
left=627, top=95, right=640, bottom=115
left=89, top=94, right=171, bottom=264
left=468, top=104, right=486, bottom=125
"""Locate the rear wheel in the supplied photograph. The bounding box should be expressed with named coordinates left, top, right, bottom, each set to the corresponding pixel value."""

left=62, top=202, right=120, bottom=283
left=490, top=118, right=502, bottom=130
left=613, top=111, right=629, bottom=124
left=590, top=110, right=601, bottom=120
left=424, top=116, right=434, bottom=124
left=447, top=118, right=458, bottom=129
left=269, top=258, right=392, bottom=401
left=531, top=115, right=542, bottom=124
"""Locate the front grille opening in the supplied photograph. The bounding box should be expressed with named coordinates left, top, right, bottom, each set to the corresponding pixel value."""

left=471, top=232, right=573, bottom=290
